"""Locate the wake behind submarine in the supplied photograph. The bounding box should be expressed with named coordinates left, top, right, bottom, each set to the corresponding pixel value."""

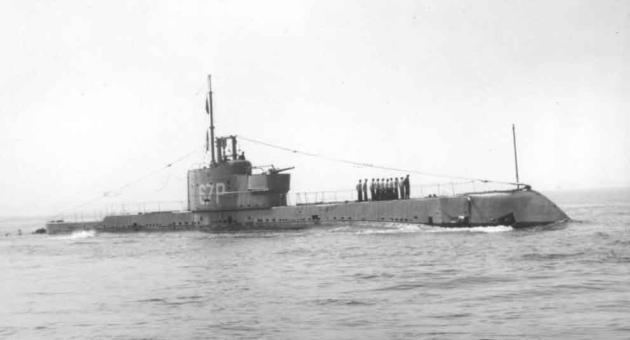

left=46, top=75, right=568, bottom=234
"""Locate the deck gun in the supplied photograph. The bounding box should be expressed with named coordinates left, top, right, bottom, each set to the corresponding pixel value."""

left=268, top=166, right=295, bottom=174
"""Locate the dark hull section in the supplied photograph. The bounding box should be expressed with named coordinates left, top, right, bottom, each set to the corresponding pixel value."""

left=46, top=190, right=568, bottom=234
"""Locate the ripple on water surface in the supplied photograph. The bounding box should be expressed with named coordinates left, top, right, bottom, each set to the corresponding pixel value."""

left=1, top=199, right=629, bottom=339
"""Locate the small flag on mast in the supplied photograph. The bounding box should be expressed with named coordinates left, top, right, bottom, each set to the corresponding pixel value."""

left=205, top=94, right=211, bottom=115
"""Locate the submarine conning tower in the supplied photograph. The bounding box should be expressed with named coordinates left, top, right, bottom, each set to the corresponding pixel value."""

left=187, top=135, right=291, bottom=212
left=187, top=75, right=289, bottom=212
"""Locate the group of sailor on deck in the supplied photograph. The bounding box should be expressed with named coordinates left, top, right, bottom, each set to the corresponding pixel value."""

left=356, top=175, right=410, bottom=202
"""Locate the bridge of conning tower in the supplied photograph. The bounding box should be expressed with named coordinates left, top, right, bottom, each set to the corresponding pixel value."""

left=187, top=135, right=291, bottom=212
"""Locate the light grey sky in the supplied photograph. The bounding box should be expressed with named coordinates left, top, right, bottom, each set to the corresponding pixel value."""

left=1, top=0, right=628, bottom=216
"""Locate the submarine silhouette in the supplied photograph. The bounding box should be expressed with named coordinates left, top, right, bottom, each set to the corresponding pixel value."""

left=46, top=76, right=568, bottom=234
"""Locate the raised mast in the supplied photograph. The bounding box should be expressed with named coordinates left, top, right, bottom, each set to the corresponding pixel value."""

left=206, top=75, right=216, bottom=165
left=512, top=123, right=520, bottom=189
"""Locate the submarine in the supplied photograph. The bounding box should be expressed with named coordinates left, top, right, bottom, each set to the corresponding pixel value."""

left=46, top=76, right=569, bottom=234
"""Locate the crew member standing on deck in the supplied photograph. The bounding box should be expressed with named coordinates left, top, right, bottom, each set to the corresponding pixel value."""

left=392, top=178, right=397, bottom=199
left=363, top=179, right=368, bottom=201
left=399, top=177, right=405, bottom=199
left=382, top=179, right=387, bottom=200
left=404, top=175, right=410, bottom=199
left=356, top=179, right=363, bottom=202
left=370, top=179, right=375, bottom=201
left=390, top=178, right=395, bottom=200
left=380, top=178, right=385, bottom=200
left=394, top=178, right=400, bottom=199
left=392, top=178, right=396, bottom=199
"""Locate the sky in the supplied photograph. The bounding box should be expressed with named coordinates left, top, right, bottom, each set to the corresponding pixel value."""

left=0, top=0, right=628, bottom=217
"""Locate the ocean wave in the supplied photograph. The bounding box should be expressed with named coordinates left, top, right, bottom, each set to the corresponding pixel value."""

left=311, top=298, right=376, bottom=306
left=520, top=251, right=585, bottom=261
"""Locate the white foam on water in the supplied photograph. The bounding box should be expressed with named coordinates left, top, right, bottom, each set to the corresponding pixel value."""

left=55, top=229, right=96, bottom=240
left=426, top=225, right=513, bottom=233
left=470, top=225, right=513, bottom=233
left=356, top=223, right=513, bottom=235
left=357, top=223, right=424, bottom=235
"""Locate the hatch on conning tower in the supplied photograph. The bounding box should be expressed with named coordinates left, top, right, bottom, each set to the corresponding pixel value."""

left=186, top=75, right=291, bottom=212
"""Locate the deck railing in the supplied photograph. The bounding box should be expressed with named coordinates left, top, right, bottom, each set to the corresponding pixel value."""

left=290, top=180, right=519, bottom=205
left=54, top=200, right=187, bottom=222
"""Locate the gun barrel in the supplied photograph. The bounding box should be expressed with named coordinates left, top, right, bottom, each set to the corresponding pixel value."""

left=270, top=166, right=295, bottom=174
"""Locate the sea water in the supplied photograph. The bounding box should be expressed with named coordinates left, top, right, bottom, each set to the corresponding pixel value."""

left=1, top=189, right=629, bottom=339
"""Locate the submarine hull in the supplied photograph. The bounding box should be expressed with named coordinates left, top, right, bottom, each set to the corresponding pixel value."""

left=46, top=190, right=568, bottom=234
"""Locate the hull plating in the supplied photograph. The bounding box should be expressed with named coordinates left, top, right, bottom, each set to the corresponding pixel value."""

left=46, top=190, right=568, bottom=234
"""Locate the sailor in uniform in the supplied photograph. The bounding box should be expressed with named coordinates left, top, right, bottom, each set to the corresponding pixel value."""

left=398, top=177, right=407, bottom=199
left=390, top=178, right=395, bottom=200
left=370, top=179, right=375, bottom=201
left=383, top=178, right=387, bottom=200
left=363, top=179, right=368, bottom=201
left=356, top=179, right=363, bottom=202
